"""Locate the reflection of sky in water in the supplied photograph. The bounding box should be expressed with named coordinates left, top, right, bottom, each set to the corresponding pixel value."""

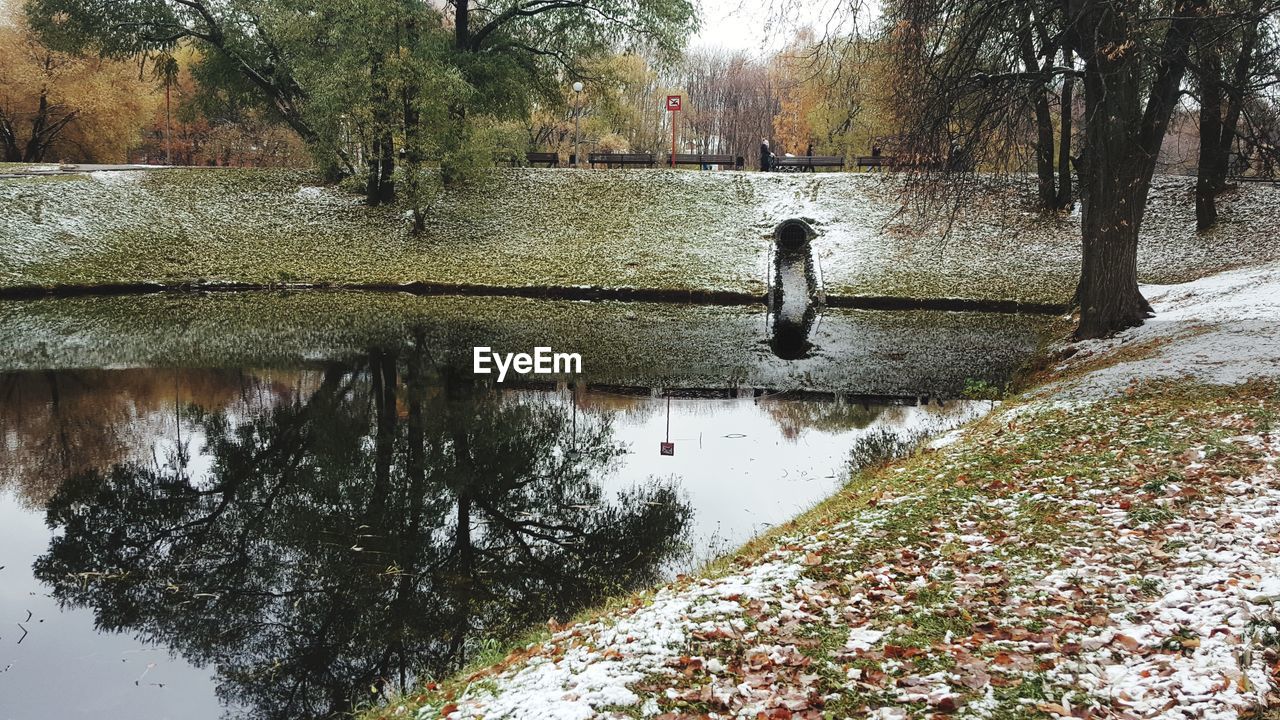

left=575, top=393, right=987, bottom=566
left=0, top=489, right=221, bottom=719
left=0, top=373, right=986, bottom=720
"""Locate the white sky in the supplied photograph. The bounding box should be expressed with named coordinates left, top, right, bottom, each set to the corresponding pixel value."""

left=692, top=0, right=877, bottom=54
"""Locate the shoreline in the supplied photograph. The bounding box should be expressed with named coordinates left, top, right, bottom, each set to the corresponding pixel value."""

left=0, top=280, right=1070, bottom=315
left=367, top=261, right=1280, bottom=719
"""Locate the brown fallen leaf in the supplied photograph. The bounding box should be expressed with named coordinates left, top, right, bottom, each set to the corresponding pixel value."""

left=1113, top=633, right=1143, bottom=652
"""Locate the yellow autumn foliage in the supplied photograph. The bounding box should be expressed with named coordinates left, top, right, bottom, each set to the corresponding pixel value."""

left=0, top=0, right=160, bottom=162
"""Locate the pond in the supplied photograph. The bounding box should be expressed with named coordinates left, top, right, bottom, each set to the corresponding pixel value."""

left=0, top=294, right=1060, bottom=719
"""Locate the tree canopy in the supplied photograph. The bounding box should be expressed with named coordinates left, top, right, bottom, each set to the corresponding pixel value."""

left=23, top=0, right=698, bottom=200
left=0, top=3, right=159, bottom=162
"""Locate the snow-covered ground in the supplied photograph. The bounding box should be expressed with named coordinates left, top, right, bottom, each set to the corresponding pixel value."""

left=397, top=264, right=1280, bottom=720
left=1037, top=261, right=1280, bottom=402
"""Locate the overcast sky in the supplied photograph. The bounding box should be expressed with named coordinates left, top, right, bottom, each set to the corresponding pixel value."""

left=691, top=0, right=874, bottom=54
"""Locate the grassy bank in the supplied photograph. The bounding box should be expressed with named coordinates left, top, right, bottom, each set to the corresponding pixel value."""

left=364, top=262, right=1280, bottom=719
left=2, top=169, right=1277, bottom=304
left=372, top=379, right=1278, bottom=720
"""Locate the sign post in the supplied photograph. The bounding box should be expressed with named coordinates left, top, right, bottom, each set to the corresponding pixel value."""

left=666, top=95, right=682, bottom=168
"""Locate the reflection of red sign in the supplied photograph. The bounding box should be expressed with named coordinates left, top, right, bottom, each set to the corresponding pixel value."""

left=666, top=95, right=682, bottom=111
left=660, top=442, right=675, bottom=456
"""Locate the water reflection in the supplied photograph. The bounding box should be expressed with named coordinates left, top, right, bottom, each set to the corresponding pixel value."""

left=0, top=333, right=996, bottom=720
left=0, top=369, right=263, bottom=507
left=28, top=342, right=690, bottom=719
left=762, top=399, right=882, bottom=440
left=768, top=243, right=819, bottom=360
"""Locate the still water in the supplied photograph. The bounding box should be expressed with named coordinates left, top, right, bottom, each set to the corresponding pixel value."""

left=0, top=307, right=1016, bottom=720
left=0, top=242, right=1059, bottom=720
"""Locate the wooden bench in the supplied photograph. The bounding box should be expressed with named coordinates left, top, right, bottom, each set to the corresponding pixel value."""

left=772, top=155, right=845, bottom=171
left=664, top=153, right=745, bottom=170
left=501, top=151, right=560, bottom=167
left=587, top=152, right=655, bottom=168
left=855, top=155, right=895, bottom=169
left=525, top=152, right=559, bottom=167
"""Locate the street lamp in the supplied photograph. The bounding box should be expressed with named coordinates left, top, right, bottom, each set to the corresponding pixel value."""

left=572, top=81, right=584, bottom=168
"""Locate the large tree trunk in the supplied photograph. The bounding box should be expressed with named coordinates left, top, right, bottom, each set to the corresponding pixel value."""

left=1076, top=82, right=1152, bottom=339
left=1056, top=42, right=1074, bottom=209
left=1196, top=52, right=1224, bottom=231
left=1074, top=18, right=1149, bottom=338
left=1070, top=0, right=1201, bottom=339
left=1076, top=162, right=1149, bottom=339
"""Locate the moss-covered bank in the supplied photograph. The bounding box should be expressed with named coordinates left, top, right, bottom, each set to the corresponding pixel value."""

left=2, top=168, right=1276, bottom=304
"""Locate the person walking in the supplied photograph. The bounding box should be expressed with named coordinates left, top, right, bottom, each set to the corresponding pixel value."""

left=760, top=139, right=773, bottom=172
left=805, top=143, right=814, bottom=173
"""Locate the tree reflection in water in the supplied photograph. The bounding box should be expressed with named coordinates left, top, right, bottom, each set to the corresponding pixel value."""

left=33, top=337, right=691, bottom=719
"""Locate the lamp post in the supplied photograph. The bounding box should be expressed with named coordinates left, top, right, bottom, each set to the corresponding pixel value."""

left=572, top=81, right=584, bottom=168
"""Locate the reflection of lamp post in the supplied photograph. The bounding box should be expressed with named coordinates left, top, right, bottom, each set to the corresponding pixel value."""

left=566, top=382, right=580, bottom=459
left=572, top=81, right=584, bottom=168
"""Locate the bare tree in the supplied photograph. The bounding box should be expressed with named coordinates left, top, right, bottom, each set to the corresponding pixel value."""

left=669, top=48, right=781, bottom=165
left=879, top=0, right=1278, bottom=338
left=1193, top=1, right=1276, bottom=229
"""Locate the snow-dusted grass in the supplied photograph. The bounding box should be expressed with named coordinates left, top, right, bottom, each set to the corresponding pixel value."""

left=1, top=169, right=1277, bottom=303
left=367, top=264, right=1280, bottom=720
left=0, top=162, right=64, bottom=174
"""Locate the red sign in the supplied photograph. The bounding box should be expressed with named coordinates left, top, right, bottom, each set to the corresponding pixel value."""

left=666, top=95, right=682, bottom=112
left=660, top=442, right=675, bottom=456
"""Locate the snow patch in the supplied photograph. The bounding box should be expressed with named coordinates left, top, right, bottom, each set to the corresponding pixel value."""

left=1040, top=261, right=1280, bottom=403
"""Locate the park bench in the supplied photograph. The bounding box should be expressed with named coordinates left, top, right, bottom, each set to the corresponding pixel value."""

left=772, top=155, right=845, bottom=171
left=501, top=151, right=560, bottom=167
left=524, top=152, right=559, bottom=167
left=855, top=155, right=896, bottom=170
left=664, top=153, right=745, bottom=170
left=586, top=152, right=656, bottom=169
